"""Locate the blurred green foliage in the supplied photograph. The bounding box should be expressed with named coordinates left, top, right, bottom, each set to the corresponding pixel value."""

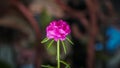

left=96, top=52, right=111, bottom=61
left=0, top=60, right=12, bottom=68
left=40, top=9, right=53, bottom=29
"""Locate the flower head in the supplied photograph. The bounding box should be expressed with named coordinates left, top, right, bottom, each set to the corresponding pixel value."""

left=46, top=20, right=71, bottom=41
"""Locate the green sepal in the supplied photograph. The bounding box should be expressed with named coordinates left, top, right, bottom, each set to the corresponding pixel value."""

left=41, top=38, right=49, bottom=43
left=61, top=41, right=67, bottom=54
left=47, top=40, right=54, bottom=49
left=66, top=37, right=73, bottom=45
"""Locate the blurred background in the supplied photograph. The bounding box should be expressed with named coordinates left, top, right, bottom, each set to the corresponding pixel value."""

left=0, top=0, right=120, bottom=68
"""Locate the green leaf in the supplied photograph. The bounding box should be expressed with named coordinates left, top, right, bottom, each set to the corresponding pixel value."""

left=41, top=65, right=55, bottom=68
left=41, top=38, right=49, bottom=43
left=61, top=41, right=67, bottom=54
left=47, top=40, right=54, bottom=49
left=66, top=37, right=73, bottom=45
left=60, top=60, right=70, bottom=68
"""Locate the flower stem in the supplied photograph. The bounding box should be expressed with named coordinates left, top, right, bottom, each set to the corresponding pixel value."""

left=57, top=40, right=60, bottom=68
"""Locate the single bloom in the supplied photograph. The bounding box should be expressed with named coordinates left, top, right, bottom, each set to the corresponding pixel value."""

left=46, top=20, right=71, bottom=41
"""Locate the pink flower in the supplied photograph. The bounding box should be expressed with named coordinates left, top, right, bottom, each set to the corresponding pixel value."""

left=46, top=20, right=71, bottom=41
